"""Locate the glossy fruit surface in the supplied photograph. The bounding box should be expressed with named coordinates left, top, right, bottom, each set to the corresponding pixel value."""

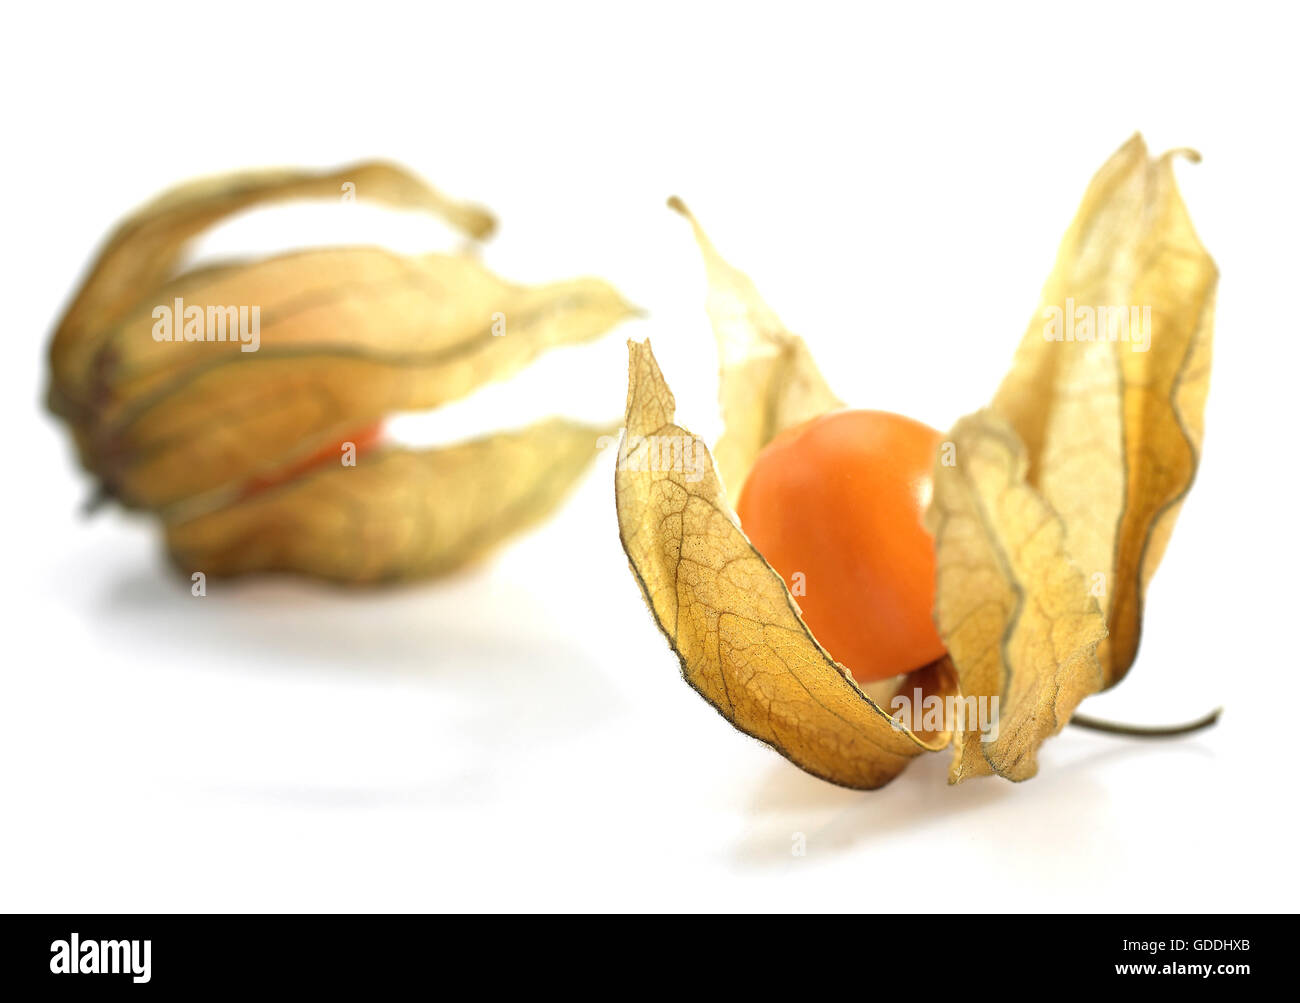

left=735, top=409, right=946, bottom=683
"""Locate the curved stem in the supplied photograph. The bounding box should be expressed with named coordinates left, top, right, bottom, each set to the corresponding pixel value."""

left=1069, top=707, right=1222, bottom=738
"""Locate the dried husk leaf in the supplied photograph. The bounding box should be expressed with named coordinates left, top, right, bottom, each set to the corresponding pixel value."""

left=668, top=198, right=842, bottom=500
left=928, top=412, right=1107, bottom=782
left=990, top=134, right=1217, bottom=688
left=77, top=247, right=634, bottom=513
left=166, top=418, right=606, bottom=583
left=49, top=161, right=494, bottom=416
left=616, top=339, right=945, bottom=790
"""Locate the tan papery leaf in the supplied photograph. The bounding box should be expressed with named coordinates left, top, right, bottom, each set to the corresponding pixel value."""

left=990, top=134, right=1217, bottom=688
left=50, top=160, right=495, bottom=415
left=668, top=198, right=842, bottom=500
left=79, top=248, right=633, bottom=513
left=167, top=419, right=608, bottom=583
left=928, top=412, right=1107, bottom=782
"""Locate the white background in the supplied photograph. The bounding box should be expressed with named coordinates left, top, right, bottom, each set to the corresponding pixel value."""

left=3, top=1, right=1297, bottom=912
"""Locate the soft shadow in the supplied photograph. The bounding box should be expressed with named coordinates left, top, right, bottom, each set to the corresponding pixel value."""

left=93, top=557, right=627, bottom=806
left=98, top=560, right=570, bottom=677
left=730, top=736, right=1212, bottom=868
left=731, top=753, right=1013, bottom=868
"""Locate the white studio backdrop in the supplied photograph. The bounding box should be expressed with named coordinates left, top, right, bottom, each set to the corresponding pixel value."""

left=2, top=1, right=1297, bottom=911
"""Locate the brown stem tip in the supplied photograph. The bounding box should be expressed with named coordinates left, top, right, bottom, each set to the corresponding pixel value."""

left=1069, top=707, right=1222, bottom=738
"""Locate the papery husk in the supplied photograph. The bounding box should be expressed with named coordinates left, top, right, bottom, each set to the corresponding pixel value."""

left=668, top=198, right=842, bottom=502
left=928, top=412, right=1107, bottom=782
left=48, top=162, right=634, bottom=582
left=989, top=134, right=1216, bottom=688
left=78, top=247, right=633, bottom=514
left=50, top=160, right=495, bottom=416
left=615, top=340, right=951, bottom=789
left=625, top=136, right=1215, bottom=787
left=168, top=418, right=610, bottom=583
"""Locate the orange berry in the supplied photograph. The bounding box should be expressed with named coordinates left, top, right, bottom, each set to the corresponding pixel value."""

left=736, top=409, right=946, bottom=683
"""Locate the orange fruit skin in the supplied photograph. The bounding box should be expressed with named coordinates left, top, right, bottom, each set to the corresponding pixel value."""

left=735, top=409, right=947, bottom=684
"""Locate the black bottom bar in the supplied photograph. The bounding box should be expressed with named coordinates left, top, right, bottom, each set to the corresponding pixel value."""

left=0, top=913, right=1279, bottom=991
